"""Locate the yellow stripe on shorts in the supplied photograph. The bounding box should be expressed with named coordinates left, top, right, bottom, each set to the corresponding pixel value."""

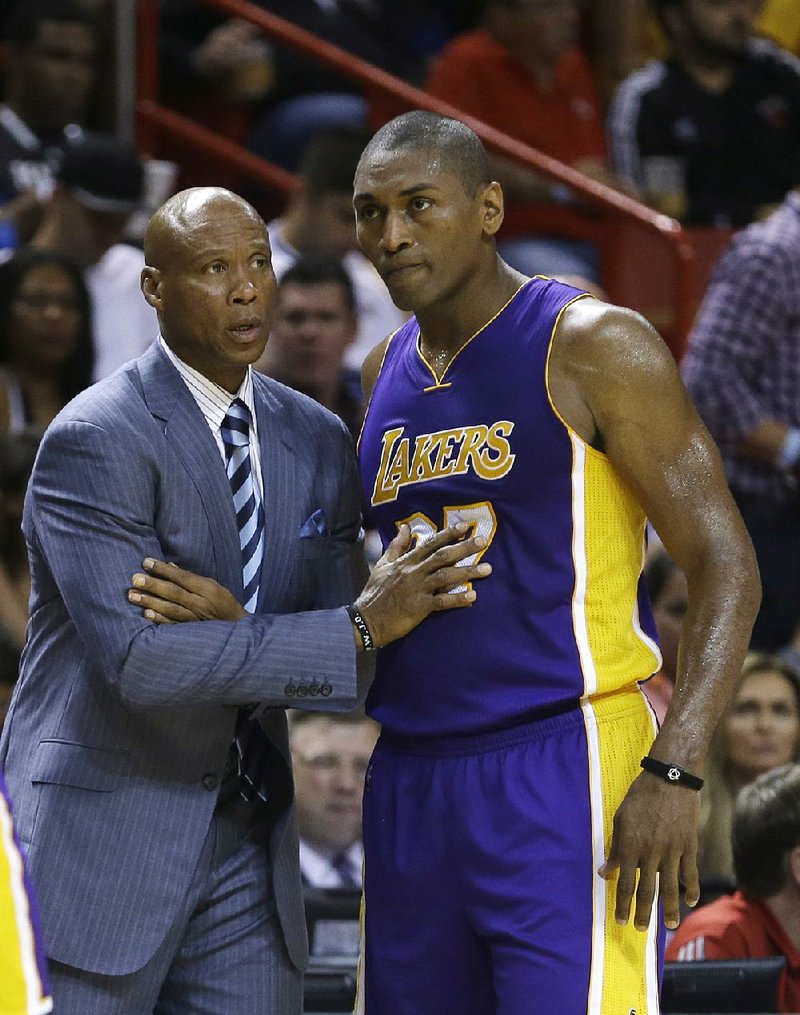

left=0, top=792, right=52, bottom=1014
left=583, top=691, right=661, bottom=1015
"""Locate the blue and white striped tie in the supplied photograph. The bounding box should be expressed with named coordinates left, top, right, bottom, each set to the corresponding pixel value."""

left=221, top=398, right=268, bottom=803
left=220, top=398, right=264, bottom=614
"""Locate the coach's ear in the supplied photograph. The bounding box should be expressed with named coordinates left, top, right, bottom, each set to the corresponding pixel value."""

left=141, top=266, right=163, bottom=310
left=481, top=181, right=504, bottom=237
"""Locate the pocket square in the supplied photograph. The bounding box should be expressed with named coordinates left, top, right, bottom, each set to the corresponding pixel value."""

left=300, top=508, right=329, bottom=538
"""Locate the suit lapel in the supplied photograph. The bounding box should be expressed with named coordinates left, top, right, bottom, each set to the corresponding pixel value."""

left=253, top=375, right=296, bottom=612
left=137, top=344, right=243, bottom=600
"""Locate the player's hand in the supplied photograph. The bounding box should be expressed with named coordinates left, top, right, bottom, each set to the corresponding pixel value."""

left=598, top=771, right=700, bottom=932
left=128, top=558, right=247, bottom=624
left=354, top=523, right=492, bottom=648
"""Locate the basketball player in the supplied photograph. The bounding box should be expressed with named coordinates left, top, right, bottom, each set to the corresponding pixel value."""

left=352, top=111, right=760, bottom=1014
left=0, top=773, right=52, bottom=1014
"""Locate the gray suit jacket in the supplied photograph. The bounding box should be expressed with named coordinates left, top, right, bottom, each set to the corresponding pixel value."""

left=0, top=342, right=371, bottom=976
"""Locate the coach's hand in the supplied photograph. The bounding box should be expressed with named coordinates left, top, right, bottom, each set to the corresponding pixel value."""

left=599, top=772, right=700, bottom=932
left=354, top=522, right=492, bottom=648
left=128, top=559, right=247, bottom=623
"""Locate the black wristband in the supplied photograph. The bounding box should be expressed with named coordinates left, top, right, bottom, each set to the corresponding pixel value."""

left=346, top=604, right=376, bottom=652
left=640, top=756, right=704, bottom=791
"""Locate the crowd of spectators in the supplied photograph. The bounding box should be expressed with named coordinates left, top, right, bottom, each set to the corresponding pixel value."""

left=256, top=255, right=364, bottom=441
left=667, top=763, right=800, bottom=1013
left=698, top=653, right=800, bottom=885
left=288, top=709, right=379, bottom=891
left=610, top=0, right=800, bottom=226
left=3, top=0, right=800, bottom=1009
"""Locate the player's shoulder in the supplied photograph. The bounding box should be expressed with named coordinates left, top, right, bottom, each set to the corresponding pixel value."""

left=558, top=297, right=656, bottom=352
left=554, top=297, right=673, bottom=386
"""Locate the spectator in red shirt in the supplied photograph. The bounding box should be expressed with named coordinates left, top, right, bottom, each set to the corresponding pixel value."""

left=425, top=0, right=621, bottom=284
left=667, top=762, right=800, bottom=1013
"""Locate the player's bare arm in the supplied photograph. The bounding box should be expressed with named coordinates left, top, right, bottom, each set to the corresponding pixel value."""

left=549, top=298, right=761, bottom=932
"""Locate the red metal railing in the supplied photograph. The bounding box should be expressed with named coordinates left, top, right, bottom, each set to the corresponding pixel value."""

left=136, top=0, right=701, bottom=352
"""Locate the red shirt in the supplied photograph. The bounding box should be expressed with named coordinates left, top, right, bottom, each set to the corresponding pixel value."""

left=425, top=29, right=607, bottom=241
left=666, top=890, right=800, bottom=1013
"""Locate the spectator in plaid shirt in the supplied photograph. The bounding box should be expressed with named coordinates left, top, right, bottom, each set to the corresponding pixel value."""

left=682, top=186, right=800, bottom=651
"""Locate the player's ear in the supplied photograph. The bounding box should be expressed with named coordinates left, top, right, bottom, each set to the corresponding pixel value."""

left=141, top=267, right=163, bottom=310
left=480, top=181, right=504, bottom=237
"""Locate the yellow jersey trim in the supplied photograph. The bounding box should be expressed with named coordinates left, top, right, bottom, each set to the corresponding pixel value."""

left=415, top=276, right=537, bottom=387
left=356, top=328, right=401, bottom=456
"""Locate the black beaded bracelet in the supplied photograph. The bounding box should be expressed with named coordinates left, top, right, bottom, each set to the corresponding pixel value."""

left=346, top=604, right=376, bottom=652
left=640, top=756, right=704, bottom=791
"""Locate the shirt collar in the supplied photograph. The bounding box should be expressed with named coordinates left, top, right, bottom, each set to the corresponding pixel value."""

left=299, top=838, right=362, bottom=880
left=159, top=335, right=257, bottom=433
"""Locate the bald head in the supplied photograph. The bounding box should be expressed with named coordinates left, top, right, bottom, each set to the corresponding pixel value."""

left=144, top=187, right=266, bottom=271
left=357, top=112, right=491, bottom=198
left=139, top=186, right=275, bottom=391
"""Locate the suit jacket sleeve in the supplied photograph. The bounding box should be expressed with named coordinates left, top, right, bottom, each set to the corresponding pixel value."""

left=27, top=415, right=363, bottom=711
left=289, top=417, right=374, bottom=712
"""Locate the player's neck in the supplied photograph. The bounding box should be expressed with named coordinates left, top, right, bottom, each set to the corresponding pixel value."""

left=416, top=260, right=527, bottom=361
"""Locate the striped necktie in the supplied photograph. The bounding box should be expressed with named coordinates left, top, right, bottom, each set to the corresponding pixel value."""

left=220, top=398, right=264, bottom=613
left=221, top=398, right=268, bottom=802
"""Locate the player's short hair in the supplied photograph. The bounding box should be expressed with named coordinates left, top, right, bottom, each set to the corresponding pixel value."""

left=359, top=111, right=492, bottom=198
left=280, top=255, right=356, bottom=314
left=299, top=128, right=375, bottom=199
left=4, top=0, right=93, bottom=48
left=733, top=763, right=800, bottom=898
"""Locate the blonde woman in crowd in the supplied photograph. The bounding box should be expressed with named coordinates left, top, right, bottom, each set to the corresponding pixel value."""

left=699, top=652, right=800, bottom=883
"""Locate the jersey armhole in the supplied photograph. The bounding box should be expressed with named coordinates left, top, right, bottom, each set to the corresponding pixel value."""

left=544, top=293, right=609, bottom=463
left=356, top=329, right=400, bottom=455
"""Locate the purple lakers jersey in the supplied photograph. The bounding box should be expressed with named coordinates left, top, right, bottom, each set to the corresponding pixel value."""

left=358, top=277, right=661, bottom=737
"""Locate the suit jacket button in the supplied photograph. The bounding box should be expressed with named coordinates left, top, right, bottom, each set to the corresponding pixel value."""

left=309, top=683, right=320, bottom=697
left=284, top=683, right=297, bottom=696
left=320, top=683, right=332, bottom=697
left=296, top=684, right=308, bottom=697
left=201, top=773, right=218, bottom=791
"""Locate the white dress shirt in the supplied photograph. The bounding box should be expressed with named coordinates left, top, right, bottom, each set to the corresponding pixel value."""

left=159, top=336, right=265, bottom=500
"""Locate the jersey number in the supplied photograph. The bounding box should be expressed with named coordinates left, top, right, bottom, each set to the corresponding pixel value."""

left=396, top=502, right=497, bottom=592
